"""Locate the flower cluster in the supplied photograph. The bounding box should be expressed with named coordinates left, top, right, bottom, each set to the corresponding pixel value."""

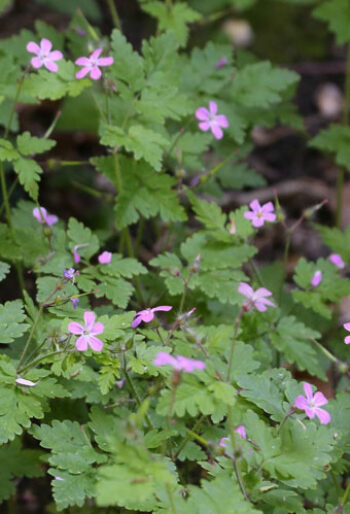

left=26, top=38, right=113, bottom=80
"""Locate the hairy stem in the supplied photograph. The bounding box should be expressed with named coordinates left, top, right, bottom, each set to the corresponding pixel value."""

left=106, top=0, right=122, bottom=30
left=227, top=407, right=249, bottom=501
left=124, top=367, right=154, bottom=429
left=227, top=308, right=244, bottom=381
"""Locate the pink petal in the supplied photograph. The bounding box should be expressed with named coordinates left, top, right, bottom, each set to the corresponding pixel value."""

left=198, top=121, right=210, bottom=132
left=98, top=251, right=112, bottom=264
left=139, top=309, right=154, bottom=323
left=216, top=57, right=228, bottom=69
left=195, top=107, right=209, bottom=121
left=76, top=335, right=88, bottom=351
left=152, top=305, right=173, bottom=313
left=315, top=407, right=331, bottom=425
left=33, top=207, right=47, bottom=223
left=254, top=287, right=273, bottom=299
left=252, top=217, right=264, bottom=228
left=211, top=124, right=223, bottom=139
left=243, top=211, right=255, bottom=221
left=73, top=250, right=81, bottom=263
left=304, top=406, right=316, bottom=419
left=235, top=425, right=246, bottom=439
left=313, top=392, right=328, bottom=407
left=45, top=214, right=58, bottom=226
left=216, top=114, right=229, bottom=128
left=76, top=67, right=90, bottom=79
left=303, top=382, right=314, bottom=402
left=154, top=352, right=178, bottom=368
left=131, top=315, right=143, bottom=328
left=97, top=56, right=114, bottom=66
left=344, top=335, right=350, bottom=344
left=31, top=57, right=43, bottom=69
left=88, top=336, right=104, bottom=351
left=91, top=322, right=104, bottom=336
left=84, top=311, right=96, bottom=330
left=27, top=41, right=40, bottom=55
left=90, top=66, right=102, bottom=80
left=49, top=50, right=63, bottom=61
left=219, top=436, right=230, bottom=448
left=68, top=321, right=84, bottom=335
left=294, top=394, right=308, bottom=410
left=255, top=301, right=268, bottom=312
left=16, top=377, right=36, bottom=387
left=261, top=202, right=275, bottom=213
left=90, top=48, right=103, bottom=60
left=263, top=212, right=276, bottom=222
left=249, top=199, right=261, bottom=212
left=238, top=282, right=254, bottom=299
left=329, top=253, right=345, bottom=268
left=311, top=270, right=322, bottom=287
left=177, top=356, right=206, bottom=372
left=40, top=38, right=52, bottom=54
left=209, top=101, right=218, bottom=115
left=44, top=60, right=59, bottom=73
left=343, top=323, right=350, bottom=332
left=75, top=56, right=90, bottom=66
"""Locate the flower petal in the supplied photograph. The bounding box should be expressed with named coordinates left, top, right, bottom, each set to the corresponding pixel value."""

left=153, top=352, right=178, bottom=368
left=254, top=287, right=273, bottom=298
left=211, top=124, right=223, bottom=139
left=216, top=114, right=229, bottom=128
left=209, top=100, right=218, bottom=115
left=313, top=391, right=328, bottom=407
left=49, top=50, right=63, bottom=61
left=345, top=335, right=350, bottom=344
left=68, top=322, right=84, bottom=335
left=343, top=323, right=350, bottom=331
left=76, top=335, right=88, bottom=351
left=195, top=107, right=209, bottom=121
left=45, top=214, right=58, bottom=226
left=84, top=311, right=96, bottom=330
left=249, top=199, right=261, bottom=212
left=261, top=202, right=274, bottom=213
left=88, top=336, right=104, bottom=351
left=97, top=56, right=114, bottom=66
left=91, top=322, right=105, bottom=335
left=90, top=66, right=102, bottom=80
left=237, top=282, right=253, bottom=299
left=27, top=41, right=40, bottom=54
left=76, top=67, right=90, bottom=79
left=303, top=382, right=314, bottom=402
left=131, top=315, right=143, bottom=328
left=315, top=407, right=331, bottom=425
left=40, top=38, right=52, bottom=54
left=198, top=121, right=210, bottom=132
left=90, top=48, right=103, bottom=60
left=152, top=305, right=173, bottom=313
left=75, top=57, right=90, bottom=66
left=31, top=57, right=43, bottom=69
left=294, top=394, right=308, bottom=410
left=44, top=60, right=59, bottom=73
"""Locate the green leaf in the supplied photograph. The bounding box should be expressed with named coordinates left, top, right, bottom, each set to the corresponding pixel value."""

left=67, top=217, right=99, bottom=260
left=110, top=29, right=145, bottom=92
left=16, top=131, right=56, bottom=156
left=270, top=316, right=326, bottom=379
left=157, top=381, right=216, bottom=418
left=0, top=261, right=10, bottom=282
left=13, top=156, right=42, bottom=200
left=100, top=124, right=169, bottom=171
left=95, top=276, right=134, bottom=309
left=49, top=469, right=96, bottom=510
left=232, top=61, right=299, bottom=108
left=189, top=269, right=247, bottom=305
left=0, top=138, right=19, bottom=160
left=316, top=223, right=350, bottom=261
left=99, top=254, right=147, bottom=278
left=141, top=2, right=201, bottom=46
left=313, top=0, right=350, bottom=45
left=309, top=125, right=350, bottom=172
left=0, top=300, right=29, bottom=344
left=187, top=191, right=226, bottom=232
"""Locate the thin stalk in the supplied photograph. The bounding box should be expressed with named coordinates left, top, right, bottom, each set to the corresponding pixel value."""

left=341, top=481, right=350, bottom=507
left=0, top=162, right=13, bottom=229
left=227, top=407, right=249, bottom=501
left=335, top=41, right=350, bottom=227
left=135, top=216, right=145, bottom=256
left=174, top=415, right=205, bottom=460
left=165, top=483, right=178, bottom=514
left=105, top=0, right=122, bottom=30
left=16, top=305, right=44, bottom=371
left=124, top=367, right=154, bottom=429
left=227, top=308, right=244, bottom=381
left=5, top=68, right=27, bottom=138
left=17, top=350, right=64, bottom=375
left=0, top=177, right=18, bottom=217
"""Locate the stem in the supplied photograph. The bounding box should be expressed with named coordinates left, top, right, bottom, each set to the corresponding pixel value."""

left=165, top=483, right=178, bottom=514
left=227, top=308, right=244, bottom=381
left=341, top=481, right=350, bottom=507
left=0, top=162, right=13, bottom=229
left=124, top=367, right=154, bottom=429
left=174, top=415, right=205, bottom=460
left=135, top=216, right=145, bottom=256
left=5, top=68, right=27, bottom=138
left=17, top=350, right=64, bottom=375
left=227, top=407, right=249, bottom=501
left=335, top=41, right=350, bottom=227
left=16, top=305, right=44, bottom=371
left=105, top=0, right=122, bottom=30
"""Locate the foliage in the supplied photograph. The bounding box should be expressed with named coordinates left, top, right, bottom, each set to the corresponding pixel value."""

left=0, top=1, right=349, bottom=513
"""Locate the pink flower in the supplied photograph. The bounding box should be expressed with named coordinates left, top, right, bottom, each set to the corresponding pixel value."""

left=219, top=436, right=230, bottom=448
left=294, top=382, right=331, bottom=425
left=238, top=282, right=276, bottom=312
left=244, top=199, right=276, bottom=228
left=131, top=306, right=172, bottom=328
left=216, top=57, right=228, bottom=69
left=343, top=323, right=350, bottom=344
left=195, top=101, right=229, bottom=140
left=98, top=251, right=112, bottom=264
left=33, top=206, right=58, bottom=226
left=16, top=377, right=36, bottom=387
left=310, top=270, right=322, bottom=287
left=153, top=352, right=205, bottom=372
left=235, top=425, right=247, bottom=439
left=26, top=39, right=63, bottom=72
left=68, top=311, right=104, bottom=352
left=329, top=253, right=345, bottom=269
left=75, top=48, right=114, bottom=80
left=73, top=244, right=89, bottom=264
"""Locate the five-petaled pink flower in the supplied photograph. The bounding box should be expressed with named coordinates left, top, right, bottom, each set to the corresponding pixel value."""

left=33, top=206, right=58, bottom=226
left=329, top=253, right=345, bottom=269
left=68, top=311, right=104, bottom=352
left=26, top=39, right=63, bottom=72
left=195, top=101, right=229, bottom=140
left=244, top=199, right=276, bottom=228
left=294, top=382, right=331, bottom=425
left=75, top=48, right=114, bottom=80
left=310, top=270, right=322, bottom=287
left=153, top=352, right=205, bottom=372
left=98, top=251, right=112, bottom=264
left=343, top=323, right=350, bottom=344
left=238, top=282, right=276, bottom=312
left=131, top=306, right=172, bottom=328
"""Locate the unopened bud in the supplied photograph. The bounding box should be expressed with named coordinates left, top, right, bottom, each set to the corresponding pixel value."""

left=175, top=168, right=186, bottom=179
left=304, top=198, right=328, bottom=219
